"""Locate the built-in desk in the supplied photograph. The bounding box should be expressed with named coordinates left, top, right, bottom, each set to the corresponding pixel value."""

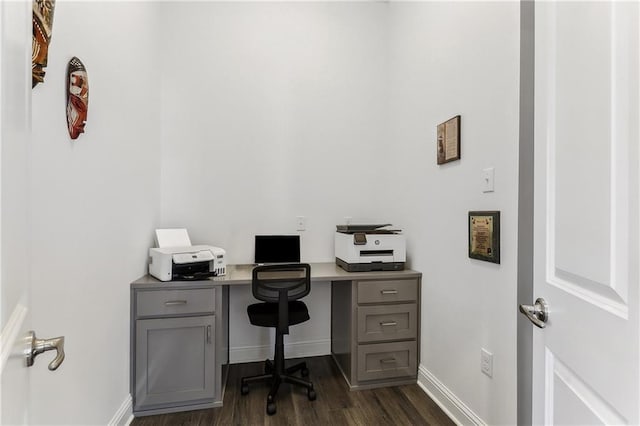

left=130, top=263, right=421, bottom=417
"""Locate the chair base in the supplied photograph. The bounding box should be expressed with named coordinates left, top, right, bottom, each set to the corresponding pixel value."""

left=240, top=359, right=316, bottom=415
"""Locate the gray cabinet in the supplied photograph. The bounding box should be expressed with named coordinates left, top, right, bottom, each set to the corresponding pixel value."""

left=131, top=284, right=228, bottom=417
left=331, top=277, right=420, bottom=390
left=135, top=316, right=215, bottom=410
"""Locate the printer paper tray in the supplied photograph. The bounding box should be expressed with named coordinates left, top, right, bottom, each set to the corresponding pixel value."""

left=336, top=258, right=405, bottom=273
left=336, top=224, right=400, bottom=234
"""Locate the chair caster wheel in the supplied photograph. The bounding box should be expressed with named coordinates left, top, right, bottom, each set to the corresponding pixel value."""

left=301, top=367, right=309, bottom=377
left=267, top=401, right=277, bottom=415
left=241, top=383, right=249, bottom=395
left=307, top=388, right=316, bottom=401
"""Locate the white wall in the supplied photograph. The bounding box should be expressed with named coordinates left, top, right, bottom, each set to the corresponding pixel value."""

left=158, top=2, right=391, bottom=361
left=29, top=2, right=161, bottom=424
left=387, top=3, right=520, bottom=425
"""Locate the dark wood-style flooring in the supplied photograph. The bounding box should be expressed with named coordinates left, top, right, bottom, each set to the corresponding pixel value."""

left=132, top=355, right=454, bottom=426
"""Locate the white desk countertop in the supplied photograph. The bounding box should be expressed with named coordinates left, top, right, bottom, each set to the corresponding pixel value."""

left=131, top=262, right=421, bottom=288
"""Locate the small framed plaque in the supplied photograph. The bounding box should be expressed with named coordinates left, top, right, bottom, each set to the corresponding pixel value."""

left=468, top=211, right=500, bottom=264
left=437, top=115, right=461, bottom=165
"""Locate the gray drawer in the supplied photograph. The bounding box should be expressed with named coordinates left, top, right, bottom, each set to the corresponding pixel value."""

left=356, top=341, right=417, bottom=382
left=357, top=279, right=417, bottom=304
left=357, top=304, right=417, bottom=343
left=136, top=288, right=216, bottom=318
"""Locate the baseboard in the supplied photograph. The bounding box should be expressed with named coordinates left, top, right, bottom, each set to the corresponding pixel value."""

left=229, top=339, right=330, bottom=364
left=417, top=364, right=485, bottom=426
left=108, top=394, right=133, bottom=426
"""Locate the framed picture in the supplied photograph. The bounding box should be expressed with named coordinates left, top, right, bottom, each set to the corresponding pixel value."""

left=468, top=211, right=500, bottom=264
left=437, top=115, right=461, bottom=165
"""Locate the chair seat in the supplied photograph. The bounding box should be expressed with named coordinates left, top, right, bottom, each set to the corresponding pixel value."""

left=247, top=301, right=309, bottom=328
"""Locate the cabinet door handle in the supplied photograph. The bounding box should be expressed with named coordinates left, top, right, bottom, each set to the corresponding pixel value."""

left=207, top=325, right=212, bottom=344
left=165, top=300, right=187, bottom=306
left=380, top=289, right=398, bottom=295
left=380, top=321, right=397, bottom=327
left=380, top=358, right=397, bottom=364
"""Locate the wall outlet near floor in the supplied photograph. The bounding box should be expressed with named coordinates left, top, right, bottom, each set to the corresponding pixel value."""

left=481, top=348, right=493, bottom=377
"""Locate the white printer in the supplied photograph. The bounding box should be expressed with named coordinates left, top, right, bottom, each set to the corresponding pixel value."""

left=148, top=229, right=227, bottom=281
left=334, top=224, right=406, bottom=272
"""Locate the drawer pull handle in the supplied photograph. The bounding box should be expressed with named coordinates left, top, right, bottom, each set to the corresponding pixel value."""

left=165, top=300, right=188, bottom=306
left=380, top=358, right=397, bottom=364
left=380, top=289, right=398, bottom=295
left=207, top=325, right=212, bottom=344
left=380, top=321, right=397, bottom=327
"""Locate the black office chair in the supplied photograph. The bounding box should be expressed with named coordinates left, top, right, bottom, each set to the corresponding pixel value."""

left=240, top=263, right=316, bottom=415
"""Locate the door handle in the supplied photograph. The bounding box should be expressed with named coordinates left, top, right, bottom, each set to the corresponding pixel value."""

left=26, top=331, right=65, bottom=371
left=519, top=298, right=549, bottom=329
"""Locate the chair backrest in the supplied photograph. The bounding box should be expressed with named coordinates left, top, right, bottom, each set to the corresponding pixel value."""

left=252, top=263, right=311, bottom=335
left=252, top=263, right=311, bottom=303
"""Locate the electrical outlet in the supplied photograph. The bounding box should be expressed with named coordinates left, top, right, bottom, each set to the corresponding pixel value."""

left=296, top=216, right=306, bottom=231
left=481, top=348, right=493, bottom=377
left=344, top=216, right=352, bottom=225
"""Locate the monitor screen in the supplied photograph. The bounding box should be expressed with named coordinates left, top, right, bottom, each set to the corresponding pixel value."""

left=254, top=235, right=300, bottom=264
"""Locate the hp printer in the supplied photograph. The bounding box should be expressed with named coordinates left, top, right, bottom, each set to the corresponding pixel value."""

left=334, top=224, right=406, bottom=272
left=148, top=228, right=227, bottom=281
left=149, top=245, right=227, bottom=281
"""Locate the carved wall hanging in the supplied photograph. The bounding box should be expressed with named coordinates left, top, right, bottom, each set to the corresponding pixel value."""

left=66, top=57, right=89, bottom=140
left=32, top=0, right=56, bottom=88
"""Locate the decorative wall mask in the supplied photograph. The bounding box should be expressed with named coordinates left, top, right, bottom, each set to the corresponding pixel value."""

left=32, top=0, right=56, bottom=88
left=66, top=57, right=89, bottom=140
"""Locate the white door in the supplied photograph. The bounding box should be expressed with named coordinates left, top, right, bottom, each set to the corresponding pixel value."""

left=529, top=1, right=639, bottom=425
left=1, top=1, right=65, bottom=424
left=0, top=0, right=33, bottom=423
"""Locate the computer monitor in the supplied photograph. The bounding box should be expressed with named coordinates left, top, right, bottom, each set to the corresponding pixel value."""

left=254, top=235, right=300, bottom=264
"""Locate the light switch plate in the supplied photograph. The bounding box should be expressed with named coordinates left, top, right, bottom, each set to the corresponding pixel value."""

left=481, top=348, right=493, bottom=377
left=482, top=167, right=495, bottom=193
